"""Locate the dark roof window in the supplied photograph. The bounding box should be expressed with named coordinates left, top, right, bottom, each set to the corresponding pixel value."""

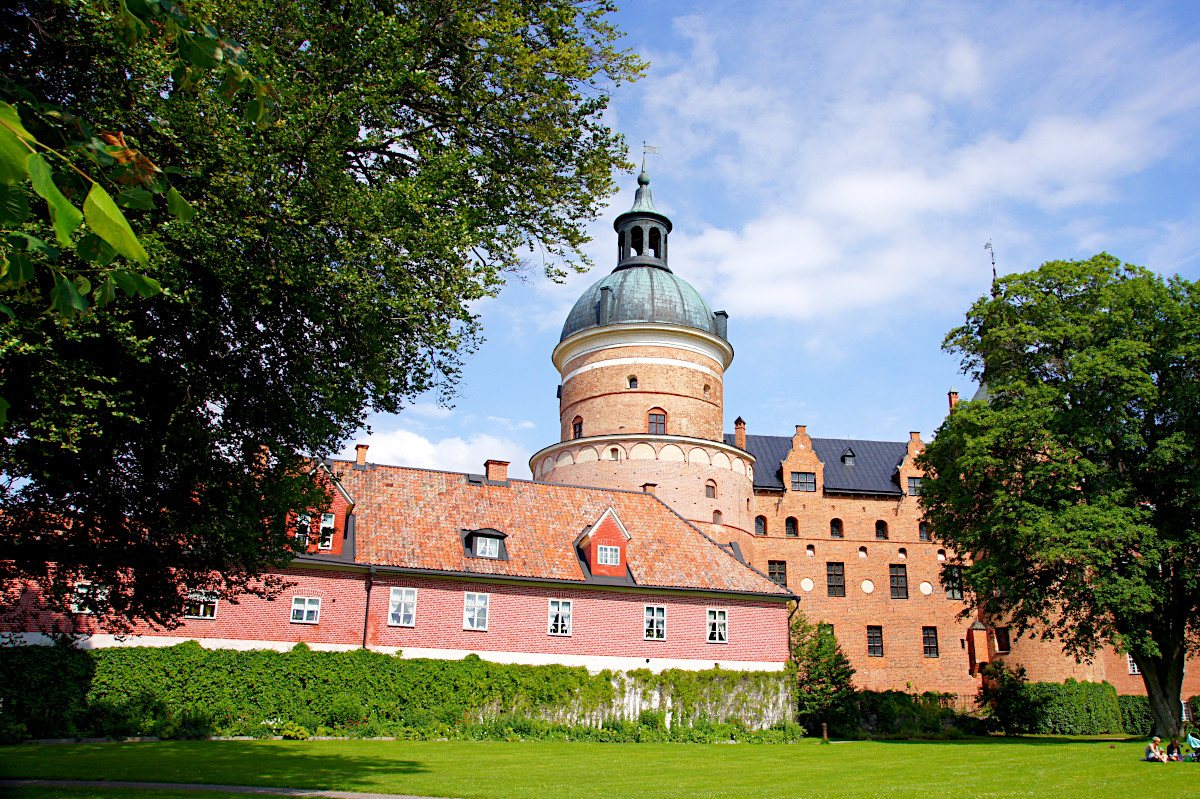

left=461, top=527, right=509, bottom=561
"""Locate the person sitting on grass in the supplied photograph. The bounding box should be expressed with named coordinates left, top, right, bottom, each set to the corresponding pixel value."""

left=1166, top=738, right=1183, bottom=761
left=1144, top=737, right=1168, bottom=763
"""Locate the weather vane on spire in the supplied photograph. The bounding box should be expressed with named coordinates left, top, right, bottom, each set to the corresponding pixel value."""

left=641, top=141, right=659, bottom=172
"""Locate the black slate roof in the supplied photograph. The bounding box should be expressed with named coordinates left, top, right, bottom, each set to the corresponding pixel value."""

left=726, top=433, right=909, bottom=495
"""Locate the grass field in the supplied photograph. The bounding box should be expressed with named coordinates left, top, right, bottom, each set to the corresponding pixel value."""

left=1, top=737, right=1196, bottom=799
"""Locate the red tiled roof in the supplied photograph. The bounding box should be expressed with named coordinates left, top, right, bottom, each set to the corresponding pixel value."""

left=330, top=462, right=790, bottom=598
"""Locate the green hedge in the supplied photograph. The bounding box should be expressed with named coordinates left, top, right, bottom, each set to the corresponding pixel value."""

left=1119, top=695, right=1152, bottom=737
left=0, top=642, right=798, bottom=742
left=977, top=663, right=1123, bottom=735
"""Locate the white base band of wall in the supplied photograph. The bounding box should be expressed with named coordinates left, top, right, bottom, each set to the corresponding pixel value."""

left=6, top=632, right=785, bottom=674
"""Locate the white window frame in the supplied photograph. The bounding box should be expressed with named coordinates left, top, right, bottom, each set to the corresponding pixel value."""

left=597, top=545, right=620, bottom=566
left=644, top=605, right=666, bottom=640
left=706, top=609, right=728, bottom=643
left=388, top=587, right=417, bottom=627
left=290, top=596, right=321, bottom=624
left=473, top=536, right=500, bottom=559
left=464, top=592, right=489, bottom=631
left=184, top=592, right=218, bottom=619
left=68, top=581, right=108, bottom=615
left=318, top=513, right=336, bottom=549
left=295, top=513, right=312, bottom=543
left=1127, top=654, right=1141, bottom=675
left=548, top=599, right=572, bottom=636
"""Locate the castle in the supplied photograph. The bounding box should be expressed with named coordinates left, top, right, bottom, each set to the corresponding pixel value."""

left=17, top=169, right=1197, bottom=706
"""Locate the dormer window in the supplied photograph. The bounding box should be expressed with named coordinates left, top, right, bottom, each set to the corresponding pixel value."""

left=318, top=513, right=335, bottom=549
left=841, top=447, right=856, bottom=466
left=462, top=528, right=509, bottom=561
left=597, top=545, right=620, bottom=566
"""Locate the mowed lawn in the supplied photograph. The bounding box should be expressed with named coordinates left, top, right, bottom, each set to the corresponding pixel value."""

left=1, top=738, right=1195, bottom=799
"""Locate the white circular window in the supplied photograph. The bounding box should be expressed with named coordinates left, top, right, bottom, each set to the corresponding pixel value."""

left=861, top=579, right=875, bottom=594
left=800, top=577, right=815, bottom=592
left=919, top=581, right=933, bottom=595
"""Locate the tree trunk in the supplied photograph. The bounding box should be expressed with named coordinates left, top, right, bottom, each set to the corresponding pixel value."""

left=1134, top=648, right=1185, bottom=738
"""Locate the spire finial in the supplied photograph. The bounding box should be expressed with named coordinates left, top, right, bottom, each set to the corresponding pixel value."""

left=639, top=142, right=658, bottom=185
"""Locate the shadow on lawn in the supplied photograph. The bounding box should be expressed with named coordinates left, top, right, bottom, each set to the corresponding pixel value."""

left=5, top=741, right=430, bottom=791
left=868, top=735, right=1140, bottom=746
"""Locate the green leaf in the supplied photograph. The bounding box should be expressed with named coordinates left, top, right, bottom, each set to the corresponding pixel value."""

left=0, top=304, right=12, bottom=321
left=82, top=184, right=148, bottom=263
left=94, top=276, right=118, bottom=308
left=166, top=187, right=197, bottom=221
left=76, top=233, right=118, bottom=266
left=116, top=185, right=155, bottom=210
left=73, top=275, right=91, bottom=296
left=0, top=102, right=33, bottom=140
left=5, top=231, right=58, bottom=258
left=0, top=125, right=30, bottom=185
left=110, top=270, right=163, bottom=299
left=0, top=183, right=29, bottom=224
left=50, top=274, right=88, bottom=317
left=27, top=153, right=84, bottom=247
left=0, top=251, right=34, bottom=286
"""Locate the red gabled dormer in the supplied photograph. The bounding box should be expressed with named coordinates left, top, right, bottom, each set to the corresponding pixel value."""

left=576, top=506, right=631, bottom=578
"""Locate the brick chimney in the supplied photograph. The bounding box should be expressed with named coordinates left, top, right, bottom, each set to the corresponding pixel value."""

left=485, top=459, right=509, bottom=483
left=641, top=482, right=657, bottom=495
left=908, top=431, right=923, bottom=457
left=948, top=389, right=959, bottom=411
left=734, top=417, right=746, bottom=449
left=355, top=444, right=369, bottom=465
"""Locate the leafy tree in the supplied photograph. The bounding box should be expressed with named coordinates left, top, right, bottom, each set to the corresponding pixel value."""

left=0, top=0, right=641, bottom=633
left=917, top=253, right=1200, bottom=737
left=789, top=609, right=857, bottom=735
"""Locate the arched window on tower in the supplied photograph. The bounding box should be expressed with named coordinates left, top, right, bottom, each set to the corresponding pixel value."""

left=649, top=227, right=661, bottom=259
left=631, top=226, right=644, bottom=256
left=830, top=518, right=844, bottom=538
left=785, top=517, right=798, bottom=537
left=755, top=516, right=767, bottom=536
left=618, top=230, right=626, bottom=261
left=648, top=408, right=666, bottom=435
left=875, top=520, right=889, bottom=540
left=627, top=375, right=638, bottom=389
left=713, top=510, right=723, bottom=524
left=705, top=480, right=717, bottom=499
left=571, top=416, right=583, bottom=440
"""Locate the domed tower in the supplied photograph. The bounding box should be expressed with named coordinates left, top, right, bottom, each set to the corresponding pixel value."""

left=530, top=168, right=755, bottom=536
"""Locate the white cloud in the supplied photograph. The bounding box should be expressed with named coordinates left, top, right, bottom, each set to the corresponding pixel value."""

left=403, top=402, right=453, bottom=419
left=486, top=416, right=536, bottom=431
left=337, top=428, right=532, bottom=479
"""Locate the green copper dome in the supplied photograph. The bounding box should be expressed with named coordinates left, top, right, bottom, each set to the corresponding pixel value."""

left=560, top=265, right=722, bottom=341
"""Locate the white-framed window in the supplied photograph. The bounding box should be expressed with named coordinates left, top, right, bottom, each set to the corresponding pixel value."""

left=184, top=592, right=218, bottom=619
left=319, top=513, right=336, bottom=549
left=388, top=587, right=417, bottom=627
left=1128, top=654, right=1141, bottom=675
left=68, top=582, right=108, bottom=615
left=644, top=605, right=666, bottom=640
left=548, top=599, right=572, bottom=636
left=290, top=596, right=321, bottom=624
left=597, top=545, right=620, bottom=566
left=474, top=536, right=500, bottom=559
left=295, top=513, right=311, bottom=543
left=707, top=609, right=728, bottom=643
left=464, top=592, right=489, bottom=630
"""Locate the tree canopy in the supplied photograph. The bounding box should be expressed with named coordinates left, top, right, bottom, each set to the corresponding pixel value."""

left=917, top=253, right=1200, bottom=736
left=0, top=0, right=641, bottom=633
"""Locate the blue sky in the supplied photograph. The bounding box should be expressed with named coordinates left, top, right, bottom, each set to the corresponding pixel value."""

left=339, top=0, right=1200, bottom=478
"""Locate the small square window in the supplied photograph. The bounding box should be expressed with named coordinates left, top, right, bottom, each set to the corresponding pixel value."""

left=791, top=472, right=816, bottom=492
left=464, top=592, right=489, bottom=631
left=644, top=605, right=666, bottom=640
left=707, top=609, right=728, bottom=643
left=907, top=477, right=923, bottom=496
left=184, top=592, right=218, bottom=619
left=474, top=536, right=500, bottom=559
left=1127, top=654, right=1141, bottom=675
left=597, top=545, right=620, bottom=566
left=826, top=562, right=846, bottom=597
left=923, top=626, right=939, bottom=658
left=919, top=522, right=931, bottom=542
left=319, top=513, right=336, bottom=549
left=290, top=596, right=321, bottom=624
left=867, top=625, right=884, bottom=657
left=548, top=599, right=572, bottom=636
left=889, top=564, right=908, bottom=599
left=388, top=587, right=417, bottom=627
left=767, top=560, right=787, bottom=587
